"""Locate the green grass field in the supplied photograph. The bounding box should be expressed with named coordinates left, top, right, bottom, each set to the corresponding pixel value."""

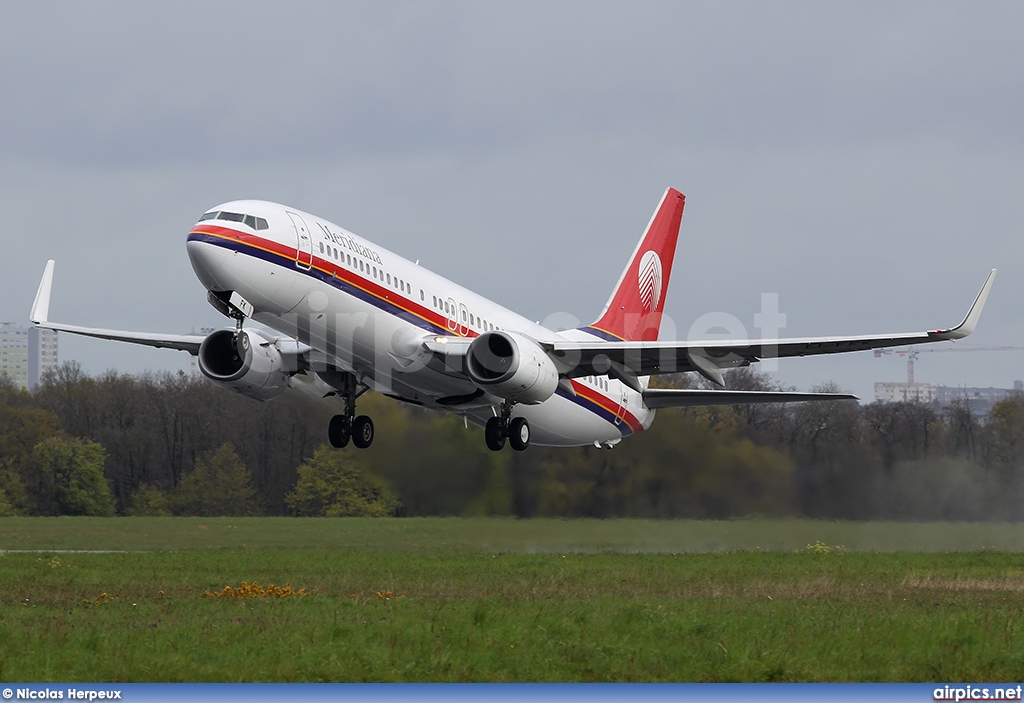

left=3, top=518, right=1024, bottom=682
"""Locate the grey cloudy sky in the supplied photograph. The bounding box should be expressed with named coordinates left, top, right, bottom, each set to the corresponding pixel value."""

left=2, top=1, right=1022, bottom=402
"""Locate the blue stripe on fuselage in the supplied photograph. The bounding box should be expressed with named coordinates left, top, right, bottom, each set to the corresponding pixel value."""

left=190, top=231, right=636, bottom=437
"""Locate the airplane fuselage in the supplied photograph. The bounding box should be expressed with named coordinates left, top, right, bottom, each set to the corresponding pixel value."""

left=186, top=200, right=654, bottom=447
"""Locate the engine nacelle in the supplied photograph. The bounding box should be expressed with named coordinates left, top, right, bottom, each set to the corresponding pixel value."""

left=465, top=331, right=559, bottom=405
left=198, top=329, right=290, bottom=401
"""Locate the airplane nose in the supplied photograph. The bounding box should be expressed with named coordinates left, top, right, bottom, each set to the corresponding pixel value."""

left=186, top=236, right=228, bottom=291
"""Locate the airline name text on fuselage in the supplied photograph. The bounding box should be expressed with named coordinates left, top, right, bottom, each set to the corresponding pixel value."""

left=316, top=223, right=383, bottom=265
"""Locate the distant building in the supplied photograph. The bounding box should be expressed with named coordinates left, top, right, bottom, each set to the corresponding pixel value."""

left=874, top=379, right=1024, bottom=417
left=874, top=382, right=936, bottom=404
left=933, top=383, right=1023, bottom=417
left=0, top=322, right=28, bottom=388
left=0, top=322, right=58, bottom=390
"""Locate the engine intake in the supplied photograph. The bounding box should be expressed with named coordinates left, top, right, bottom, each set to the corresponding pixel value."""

left=198, top=329, right=290, bottom=401
left=465, top=331, right=558, bottom=405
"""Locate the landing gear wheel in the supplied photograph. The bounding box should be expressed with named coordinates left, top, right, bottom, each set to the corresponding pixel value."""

left=485, top=416, right=506, bottom=451
left=326, top=372, right=375, bottom=450
left=352, top=415, right=374, bottom=449
left=508, top=417, right=530, bottom=452
left=329, top=414, right=351, bottom=448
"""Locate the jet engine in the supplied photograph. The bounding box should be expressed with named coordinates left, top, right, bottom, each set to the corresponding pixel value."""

left=465, top=331, right=559, bottom=404
left=197, top=328, right=291, bottom=401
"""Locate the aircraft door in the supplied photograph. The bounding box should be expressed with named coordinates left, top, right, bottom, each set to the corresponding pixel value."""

left=614, top=381, right=628, bottom=425
left=446, top=297, right=458, bottom=333
left=286, top=211, right=313, bottom=270
left=458, top=303, right=470, bottom=336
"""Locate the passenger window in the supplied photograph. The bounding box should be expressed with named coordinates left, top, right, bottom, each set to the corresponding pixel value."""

left=386, top=273, right=391, bottom=285
left=319, top=243, right=324, bottom=254
left=420, top=290, right=424, bottom=301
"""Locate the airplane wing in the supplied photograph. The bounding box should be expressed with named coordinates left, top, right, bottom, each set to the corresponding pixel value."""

left=30, top=259, right=207, bottom=355
left=548, top=269, right=996, bottom=387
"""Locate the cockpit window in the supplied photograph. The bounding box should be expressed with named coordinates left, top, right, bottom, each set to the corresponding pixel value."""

left=206, top=210, right=269, bottom=230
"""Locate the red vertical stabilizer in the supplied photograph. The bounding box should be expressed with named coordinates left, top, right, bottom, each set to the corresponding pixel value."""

left=586, top=188, right=685, bottom=342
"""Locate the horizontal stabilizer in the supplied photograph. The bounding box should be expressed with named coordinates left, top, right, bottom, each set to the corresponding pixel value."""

left=642, top=388, right=857, bottom=409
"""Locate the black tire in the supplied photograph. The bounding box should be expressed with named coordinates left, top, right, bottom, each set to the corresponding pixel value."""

left=485, top=416, right=506, bottom=451
left=352, top=415, right=374, bottom=449
left=328, top=414, right=351, bottom=448
left=508, top=417, right=530, bottom=451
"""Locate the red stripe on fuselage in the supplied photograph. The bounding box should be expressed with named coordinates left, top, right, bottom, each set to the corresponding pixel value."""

left=568, top=379, right=644, bottom=435
left=190, top=224, right=470, bottom=339
left=189, top=223, right=644, bottom=435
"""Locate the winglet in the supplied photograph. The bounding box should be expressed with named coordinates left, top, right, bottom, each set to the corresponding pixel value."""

left=30, top=260, right=55, bottom=324
left=934, top=268, right=996, bottom=340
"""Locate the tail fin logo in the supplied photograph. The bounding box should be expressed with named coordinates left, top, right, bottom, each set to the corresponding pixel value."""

left=637, top=250, right=663, bottom=313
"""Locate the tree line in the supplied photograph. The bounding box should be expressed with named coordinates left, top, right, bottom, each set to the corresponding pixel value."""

left=2, top=363, right=1023, bottom=520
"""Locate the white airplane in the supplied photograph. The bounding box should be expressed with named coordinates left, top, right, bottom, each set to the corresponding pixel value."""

left=30, top=188, right=995, bottom=452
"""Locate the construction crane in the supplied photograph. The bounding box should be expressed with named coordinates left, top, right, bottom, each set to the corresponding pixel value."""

left=874, top=346, right=1024, bottom=384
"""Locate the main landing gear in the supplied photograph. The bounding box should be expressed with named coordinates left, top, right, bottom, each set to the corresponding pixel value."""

left=485, top=401, right=530, bottom=452
left=327, top=372, right=374, bottom=450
